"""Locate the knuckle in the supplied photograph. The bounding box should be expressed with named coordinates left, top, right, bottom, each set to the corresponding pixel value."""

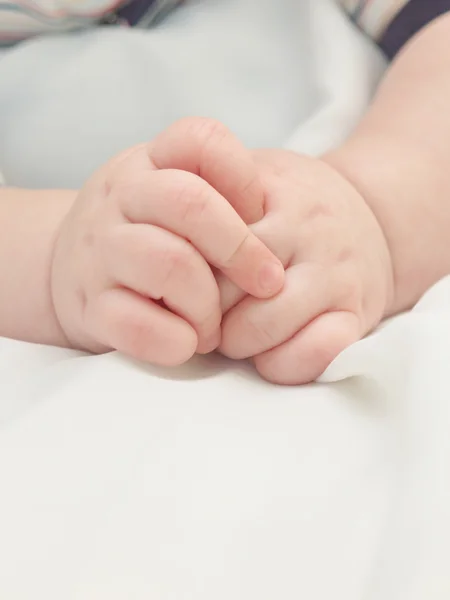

left=136, top=239, right=158, bottom=270
left=105, top=158, right=151, bottom=205
left=243, top=312, right=279, bottom=349
left=107, top=175, right=144, bottom=208
left=182, top=116, right=229, bottom=152
left=222, top=231, right=250, bottom=269
left=170, top=172, right=210, bottom=227
left=239, top=171, right=260, bottom=197
left=159, top=244, right=192, bottom=286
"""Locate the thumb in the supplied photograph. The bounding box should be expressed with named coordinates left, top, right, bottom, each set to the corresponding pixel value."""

left=149, top=117, right=265, bottom=224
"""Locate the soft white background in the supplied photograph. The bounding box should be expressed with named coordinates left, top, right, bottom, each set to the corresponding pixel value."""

left=1, top=0, right=449, bottom=598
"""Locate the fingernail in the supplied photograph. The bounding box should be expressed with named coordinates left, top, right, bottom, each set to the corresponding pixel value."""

left=258, top=260, right=284, bottom=294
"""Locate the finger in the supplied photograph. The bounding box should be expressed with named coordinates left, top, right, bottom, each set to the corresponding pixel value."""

left=93, top=144, right=154, bottom=190
left=107, top=143, right=150, bottom=173
left=253, top=311, right=361, bottom=385
left=102, top=223, right=221, bottom=354
left=89, top=287, right=198, bottom=366
left=216, top=271, right=247, bottom=314
left=219, top=264, right=333, bottom=359
left=149, top=117, right=265, bottom=224
left=217, top=213, right=294, bottom=313
left=118, top=169, right=284, bottom=299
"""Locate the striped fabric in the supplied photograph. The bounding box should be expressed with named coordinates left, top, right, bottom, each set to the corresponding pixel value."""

left=0, top=0, right=181, bottom=44
left=338, top=0, right=410, bottom=40
left=1, top=0, right=450, bottom=56
left=339, top=0, right=450, bottom=58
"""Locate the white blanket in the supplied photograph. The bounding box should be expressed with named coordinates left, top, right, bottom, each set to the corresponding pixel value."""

left=1, top=0, right=449, bottom=598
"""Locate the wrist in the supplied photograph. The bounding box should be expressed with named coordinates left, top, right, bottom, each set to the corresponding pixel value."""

left=0, top=188, right=77, bottom=347
left=48, top=191, right=79, bottom=347
left=323, top=133, right=450, bottom=316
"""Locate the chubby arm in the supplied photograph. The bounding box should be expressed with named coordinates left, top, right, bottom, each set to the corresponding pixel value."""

left=326, top=12, right=450, bottom=315
left=0, top=188, right=75, bottom=346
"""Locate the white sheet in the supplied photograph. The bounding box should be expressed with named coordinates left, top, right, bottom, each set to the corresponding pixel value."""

left=1, top=0, right=449, bottom=598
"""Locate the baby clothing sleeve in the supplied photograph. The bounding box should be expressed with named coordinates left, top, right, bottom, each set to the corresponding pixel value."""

left=0, top=0, right=182, bottom=45
left=338, top=0, right=450, bottom=58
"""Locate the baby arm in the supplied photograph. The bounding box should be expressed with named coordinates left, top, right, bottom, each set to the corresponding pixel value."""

left=325, top=12, right=450, bottom=315
left=0, top=188, right=75, bottom=346
left=216, top=13, right=450, bottom=384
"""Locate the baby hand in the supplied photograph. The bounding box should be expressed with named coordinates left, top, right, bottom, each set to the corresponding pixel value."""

left=217, top=150, right=394, bottom=384
left=50, top=122, right=284, bottom=366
